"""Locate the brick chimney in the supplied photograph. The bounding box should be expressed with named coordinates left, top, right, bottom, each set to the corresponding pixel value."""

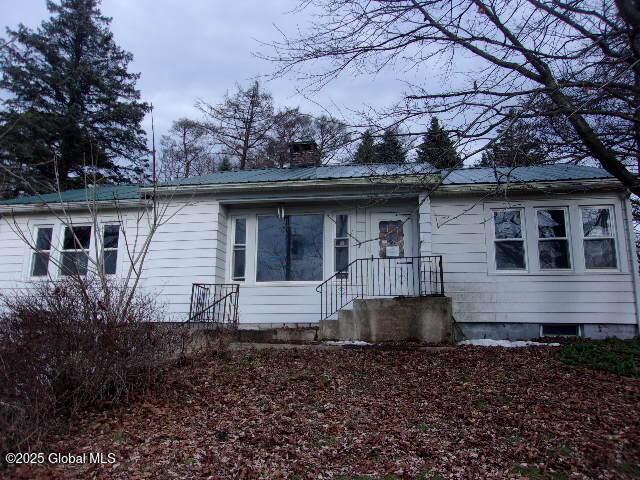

left=288, top=140, right=320, bottom=167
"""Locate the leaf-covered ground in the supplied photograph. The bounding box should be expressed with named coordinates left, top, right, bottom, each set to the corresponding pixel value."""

left=8, top=346, right=640, bottom=479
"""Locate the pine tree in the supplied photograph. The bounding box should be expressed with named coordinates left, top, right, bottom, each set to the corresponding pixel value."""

left=218, top=157, right=232, bottom=171
left=353, top=130, right=377, bottom=164
left=0, top=0, right=150, bottom=195
left=416, top=117, right=462, bottom=169
left=375, top=128, right=406, bottom=163
left=479, top=119, right=548, bottom=168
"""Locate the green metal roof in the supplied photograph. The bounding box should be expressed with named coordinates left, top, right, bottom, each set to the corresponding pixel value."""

left=0, top=184, right=140, bottom=206
left=0, top=163, right=616, bottom=206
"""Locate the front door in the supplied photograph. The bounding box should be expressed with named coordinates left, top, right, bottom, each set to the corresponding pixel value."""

left=369, top=213, right=417, bottom=297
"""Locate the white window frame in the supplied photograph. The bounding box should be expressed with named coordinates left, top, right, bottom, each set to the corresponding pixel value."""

left=30, top=225, right=54, bottom=278
left=534, top=207, right=572, bottom=271
left=254, top=212, right=325, bottom=285
left=100, top=224, right=120, bottom=276
left=580, top=205, right=619, bottom=271
left=490, top=208, right=528, bottom=273
left=333, top=213, right=350, bottom=274
left=58, top=224, right=93, bottom=277
left=231, top=217, right=247, bottom=282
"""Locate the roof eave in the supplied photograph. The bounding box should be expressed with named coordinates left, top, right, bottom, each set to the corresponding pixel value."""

left=435, top=178, right=622, bottom=194
left=0, top=198, right=148, bottom=215
left=142, top=175, right=438, bottom=196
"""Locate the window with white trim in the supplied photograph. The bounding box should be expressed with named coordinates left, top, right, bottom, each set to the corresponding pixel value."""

left=256, top=214, right=323, bottom=282
left=581, top=206, right=617, bottom=269
left=536, top=208, right=571, bottom=269
left=493, top=209, right=526, bottom=270
left=31, top=227, right=53, bottom=277
left=334, top=214, right=349, bottom=273
left=60, top=226, right=91, bottom=276
left=101, top=225, right=120, bottom=275
left=232, top=218, right=246, bottom=281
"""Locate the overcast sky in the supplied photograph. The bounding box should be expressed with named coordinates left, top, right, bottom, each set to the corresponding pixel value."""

left=1, top=0, right=410, bottom=143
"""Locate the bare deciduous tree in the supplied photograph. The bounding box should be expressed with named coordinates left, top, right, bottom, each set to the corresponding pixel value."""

left=197, top=81, right=275, bottom=170
left=159, top=119, right=215, bottom=180
left=266, top=0, right=640, bottom=194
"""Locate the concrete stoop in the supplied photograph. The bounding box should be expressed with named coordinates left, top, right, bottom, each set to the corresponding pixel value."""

left=318, top=296, right=454, bottom=344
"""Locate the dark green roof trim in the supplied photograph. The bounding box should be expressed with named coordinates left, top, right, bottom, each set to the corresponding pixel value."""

left=0, top=184, right=140, bottom=206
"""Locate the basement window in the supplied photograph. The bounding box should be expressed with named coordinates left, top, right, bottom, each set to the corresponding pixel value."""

left=541, top=324, right=580, bottom=337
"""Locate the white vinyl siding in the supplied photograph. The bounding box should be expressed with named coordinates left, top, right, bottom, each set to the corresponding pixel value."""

left=429, top=193, right=636, bottom=326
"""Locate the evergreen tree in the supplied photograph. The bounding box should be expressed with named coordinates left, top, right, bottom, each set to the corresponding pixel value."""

left=0, top=0, right=150, bottom=195
left=416, top=117, right=462, bottom=169
left=353, top=129, right=377, bottom=164
left=479, top=119, right=548, bottom=167
left=218, top=157, right=232, bottom=171
left=375, top=128, right=406, bottom=163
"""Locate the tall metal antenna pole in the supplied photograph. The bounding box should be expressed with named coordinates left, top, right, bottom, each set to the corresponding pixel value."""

left=150, top=103, right=157, bottom=222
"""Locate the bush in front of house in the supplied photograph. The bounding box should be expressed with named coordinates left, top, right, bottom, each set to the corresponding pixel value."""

left=560, top=337, right=640, bottom=377
left=0, top=276, right=187, bottom=461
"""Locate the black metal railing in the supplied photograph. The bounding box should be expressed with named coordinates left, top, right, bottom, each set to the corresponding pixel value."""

left=316, top=255, right=444, bottom=322
left=188, top=283, right=239, bottom=328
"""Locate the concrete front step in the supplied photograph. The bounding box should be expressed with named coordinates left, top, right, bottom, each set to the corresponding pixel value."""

left=236, top=327, right=318, bottom=343
left=318, top=296, right=454, bottom=343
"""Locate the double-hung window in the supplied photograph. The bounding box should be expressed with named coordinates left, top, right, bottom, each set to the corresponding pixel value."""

left=60, top=226, right=91, bottom=276
left=31, top=227, right=53, bottom=277
left=102, top=225, right=120, bottom=275
left=493, top=209, right=526, bottom=270
left=334, top=214, right=349, bottom=274
left=257, top=214, right=323, bottom=282
left=581, top=207, right=617, bottom=269
left=536, top=208, right=571, bottom=269
left=232, top=218, right=246, bottom=281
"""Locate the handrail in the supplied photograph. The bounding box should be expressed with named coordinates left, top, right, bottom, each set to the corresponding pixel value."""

left=316, top=255, right=444, bottom=322
left=188, top=283, right=239, bottom=327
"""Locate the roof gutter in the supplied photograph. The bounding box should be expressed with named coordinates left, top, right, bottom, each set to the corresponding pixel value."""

left=140, top=175, right=436, bottom=196
left=434, top=178, right=622, bottom=195
left=0, top=198, right=148, bottom=215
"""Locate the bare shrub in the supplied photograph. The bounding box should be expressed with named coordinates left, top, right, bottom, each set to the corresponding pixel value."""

left=0, top=276, right=187, bottom=458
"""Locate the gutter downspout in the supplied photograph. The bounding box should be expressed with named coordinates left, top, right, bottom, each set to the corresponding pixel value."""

left=622, top=191, right=640, bottom=335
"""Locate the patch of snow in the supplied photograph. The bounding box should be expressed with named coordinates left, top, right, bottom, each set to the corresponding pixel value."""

left=324, top=340, right=372, bottom=346
left=459, top=339, right=560, bottom=348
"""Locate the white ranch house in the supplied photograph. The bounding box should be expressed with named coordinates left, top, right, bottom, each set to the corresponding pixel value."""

left=0, top=161, right=638, bottom=340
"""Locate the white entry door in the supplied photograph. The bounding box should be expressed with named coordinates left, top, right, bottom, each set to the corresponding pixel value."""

left=369, top=213, right=417, bottom=297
